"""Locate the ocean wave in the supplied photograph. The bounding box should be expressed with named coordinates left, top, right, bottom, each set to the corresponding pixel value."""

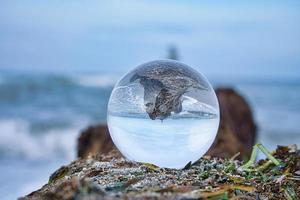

left=0, top=74, right=114, bottom=105
left=0, top=74, right=118, bottom=94
left=76, top=74, right=120, bottom=88
left=0, top=118, right=89, bottom=160
left=0, top=75, right=77, bottom=95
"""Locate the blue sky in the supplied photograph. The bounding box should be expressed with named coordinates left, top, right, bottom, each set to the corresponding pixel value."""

left=0, top=0, right=300, bottom=78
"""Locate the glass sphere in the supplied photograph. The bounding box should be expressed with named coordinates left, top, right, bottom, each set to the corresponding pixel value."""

left=107, top=60, right=219, bottom=168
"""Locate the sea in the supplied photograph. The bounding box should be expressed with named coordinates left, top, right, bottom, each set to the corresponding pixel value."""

left=0, top=72, right=299, bottom=199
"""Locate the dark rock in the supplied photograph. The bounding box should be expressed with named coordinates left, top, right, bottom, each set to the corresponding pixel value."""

left=77, top=87, right=256, bottom=160
left=206, top=88, right=257, bottom=159
left=77, top=125, right=116, bottom=158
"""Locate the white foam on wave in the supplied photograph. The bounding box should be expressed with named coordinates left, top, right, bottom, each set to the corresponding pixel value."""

left=109, top=83, right=145, bottom=114
left=76, top=74, right=120, bottom=87
left=0, top=118, right=89, bottom=161
left=182, top=96, right=219, bottom=114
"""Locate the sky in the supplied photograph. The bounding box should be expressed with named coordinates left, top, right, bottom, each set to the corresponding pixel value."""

left=0, top=0, right=300, bottom=78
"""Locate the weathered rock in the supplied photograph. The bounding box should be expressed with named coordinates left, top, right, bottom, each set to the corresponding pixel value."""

left=20, top=145, right=300, bottom=200
left=77, top=125, right=116, bottom=158
left=206, top=88, right=257, bottom=159
left=77, top=87, right=256, bottom=160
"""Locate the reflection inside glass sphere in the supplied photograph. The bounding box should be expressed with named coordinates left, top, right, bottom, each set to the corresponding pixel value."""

left=107, top=60, right=219, bottom=168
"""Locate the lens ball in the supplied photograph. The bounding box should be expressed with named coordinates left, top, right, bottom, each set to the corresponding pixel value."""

left=107, top=60, right=220, bottom=168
